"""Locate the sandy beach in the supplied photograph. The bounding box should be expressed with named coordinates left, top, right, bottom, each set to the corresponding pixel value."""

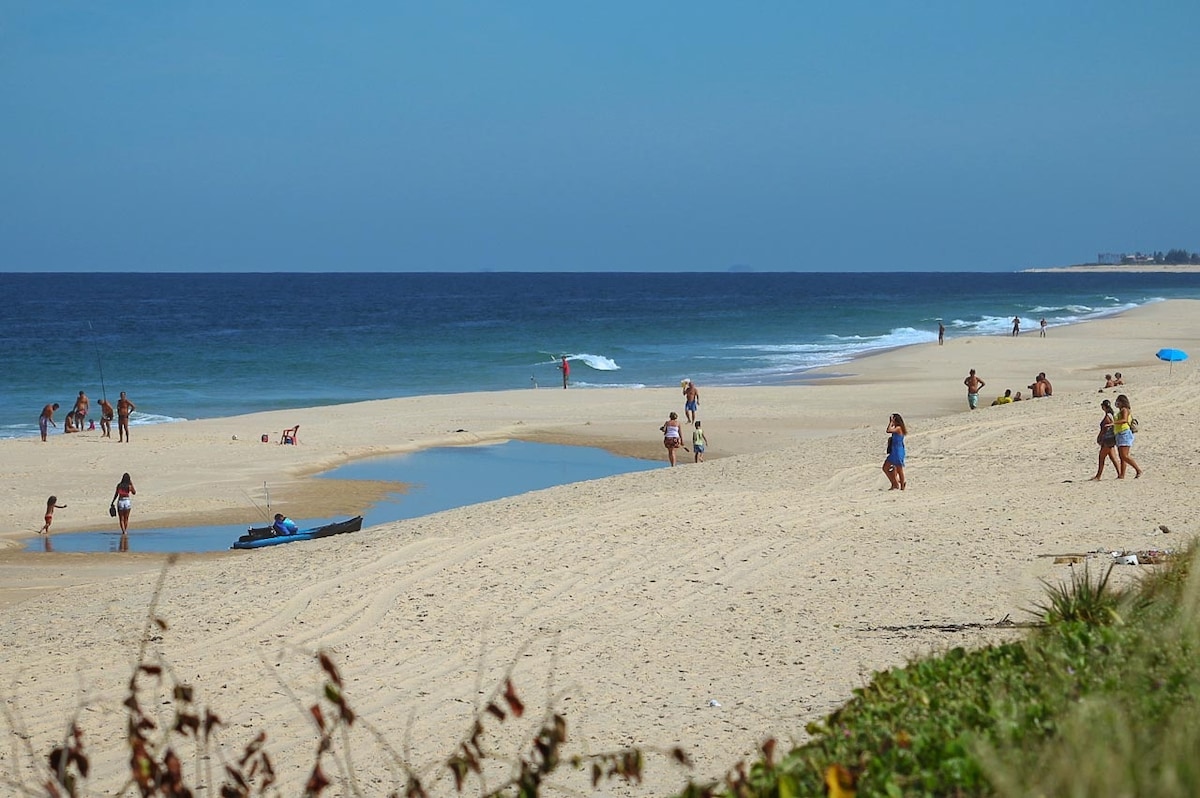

left=2, top=300, right=1198, bottom=795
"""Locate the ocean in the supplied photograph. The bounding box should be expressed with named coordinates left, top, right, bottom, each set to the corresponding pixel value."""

left=4, top=271, right=1200, bottom=439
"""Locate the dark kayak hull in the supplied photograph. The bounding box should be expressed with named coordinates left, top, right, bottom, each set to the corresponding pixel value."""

left=231, top=516, right=364, bottom=549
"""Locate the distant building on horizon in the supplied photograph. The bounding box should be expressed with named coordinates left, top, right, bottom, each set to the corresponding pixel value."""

left=1097, top=252, right=1156, bottom=265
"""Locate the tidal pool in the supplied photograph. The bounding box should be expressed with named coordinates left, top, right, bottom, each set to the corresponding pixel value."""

left=29, top=441, right=657, bottom=554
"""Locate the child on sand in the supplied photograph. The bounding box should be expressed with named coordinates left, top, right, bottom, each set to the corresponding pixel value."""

left=40, top=495, right=66, bottom=534
left=692, top=421, right=708, bottom=463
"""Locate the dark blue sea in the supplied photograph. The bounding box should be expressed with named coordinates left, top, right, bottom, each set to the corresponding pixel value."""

left=5, top=271, right=1200, bottom=439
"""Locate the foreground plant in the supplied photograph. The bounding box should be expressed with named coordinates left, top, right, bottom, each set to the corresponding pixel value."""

left=685, top=544, right=1200, bottom=798
left=23, top=560, right=685, bottom=797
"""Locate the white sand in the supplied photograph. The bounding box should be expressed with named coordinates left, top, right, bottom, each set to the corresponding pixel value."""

left=1, top=300, right=1197, bottom=795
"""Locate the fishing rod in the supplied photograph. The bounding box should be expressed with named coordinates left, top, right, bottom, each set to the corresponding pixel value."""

left=242, top=484, right=271, bottom=522
left=86, top=321, right=108, bottom=403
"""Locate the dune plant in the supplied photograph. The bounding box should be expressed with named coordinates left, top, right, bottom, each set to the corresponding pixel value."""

left=683, top=543, right=1200, bottom=798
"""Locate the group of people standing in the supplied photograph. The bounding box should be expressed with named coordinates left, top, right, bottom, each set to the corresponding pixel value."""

left=1010, top=316, right=1049, bottom=337
left=39, top=391, right=136, bottom=442
left=659, top=380, right=708, bottom=467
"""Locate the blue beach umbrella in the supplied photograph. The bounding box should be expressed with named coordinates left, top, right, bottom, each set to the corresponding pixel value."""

left=1156, top=348, right=1188, bottom=375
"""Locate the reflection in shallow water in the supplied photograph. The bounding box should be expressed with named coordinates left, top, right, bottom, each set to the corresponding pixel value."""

left=27, top=441, right=656, bottom=554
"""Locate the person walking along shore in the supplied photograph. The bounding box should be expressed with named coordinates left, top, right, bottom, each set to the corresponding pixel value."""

left=111, top=472, right=136, bottom=534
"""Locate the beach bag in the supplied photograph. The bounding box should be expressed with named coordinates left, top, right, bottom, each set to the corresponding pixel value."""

left=1129, top=418, right=1140, bottom=433
left=109, top=504, right=117, bottom=517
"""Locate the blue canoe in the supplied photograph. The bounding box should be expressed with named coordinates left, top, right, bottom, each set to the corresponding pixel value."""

left=231, top=516, right=364, bottom=550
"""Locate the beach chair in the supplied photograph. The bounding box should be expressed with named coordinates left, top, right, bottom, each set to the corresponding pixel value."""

left=281, top=425, right=299, bottom=445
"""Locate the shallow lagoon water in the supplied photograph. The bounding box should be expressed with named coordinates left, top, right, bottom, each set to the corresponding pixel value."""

left=28, top=441, right=658, bottom=554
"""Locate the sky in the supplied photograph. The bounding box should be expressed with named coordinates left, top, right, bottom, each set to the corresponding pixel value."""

left=2, top=2, right=1198, bottom=273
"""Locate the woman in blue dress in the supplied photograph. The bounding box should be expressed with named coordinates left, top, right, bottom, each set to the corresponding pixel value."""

left=882, top=413, right=907, bottom=490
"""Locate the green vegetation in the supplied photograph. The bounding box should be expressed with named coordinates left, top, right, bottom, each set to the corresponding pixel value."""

left=18, top=546, right=1200, bottom=796
left=697, top=548, right=1200, bottom=797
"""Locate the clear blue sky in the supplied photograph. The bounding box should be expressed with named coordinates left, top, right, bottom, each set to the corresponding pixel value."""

left=2, top=2, right=1197, bottom=272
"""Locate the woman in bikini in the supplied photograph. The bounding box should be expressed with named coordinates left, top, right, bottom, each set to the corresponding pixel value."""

left=111, top=472, right=136, bottom=534
left=1090, top=399, right=1119, bottom=480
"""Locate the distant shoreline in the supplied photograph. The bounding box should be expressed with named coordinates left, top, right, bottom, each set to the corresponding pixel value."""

left=1023, top=263, right=1200, bottom=273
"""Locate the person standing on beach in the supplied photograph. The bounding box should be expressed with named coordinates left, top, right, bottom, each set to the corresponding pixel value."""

left=72, top=390, right=89, bottom=431
left=1011, top=316, right=1021, bottom=336
left=683, top=379, right=700, bottom=425
left=1039, top=318, right=1047, bottom=337
left=39, top=403, right=59, bottom=441
left=40, top=495, right=66, bottom=534
left=937, top=322, right=945, bottom=345
left=660, top=411, right=685, bottom=467
left=1112, top=394, right=1142, bottom=479
left=558, top=356, right=570, bottom=389
left=111, top=472, right=136, bottom=534
left=98, top=397, right=114, bottom=438
left=692, top=420, right=707, bottom=463
left=882, top=413, right=907, bottom=490
left=117, top=391, right=136, bottom=442
left=1091, top=399, right=1119, bottom=480
left=963, top=369, right=985, bottom=410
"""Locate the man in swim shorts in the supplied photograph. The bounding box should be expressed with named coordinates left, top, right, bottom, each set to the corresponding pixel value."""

left=117, top=391, right=136, bottom=443
left=963, top=369, right=985, bottom=410
left=682, top=380, right=700, bottom=425
left=72, top=390, right=89, bottom=431
left=39, top=403, right=59, bottom=441
left=98, top=397, right=114, bottom=438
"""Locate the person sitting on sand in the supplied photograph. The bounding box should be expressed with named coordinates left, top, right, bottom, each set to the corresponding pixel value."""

left=1099, top=374, right=1117, bottom=392
left=272, top=513, right=300, bottom=536
left=40, top=495, right=66, bottom=534
left=63, top=410, right=79, bottom=434
left=1012, top=391, right=1023, bottom=401
left=1113, top=372, right=1124, bottom=386
left=991, top=389, right=1014, bottom=406
left=1029, top=372, right=1052, bottom=398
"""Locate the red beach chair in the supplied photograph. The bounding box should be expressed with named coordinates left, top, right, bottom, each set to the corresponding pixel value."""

left=281, top=425, right=299, bottom=445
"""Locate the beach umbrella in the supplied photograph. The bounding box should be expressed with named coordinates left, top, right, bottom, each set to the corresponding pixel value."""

left=1156, top=348, right=1188, bottom=375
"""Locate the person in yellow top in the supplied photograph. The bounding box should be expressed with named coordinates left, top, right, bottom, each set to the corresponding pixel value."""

left=692, top=421, right=708, bottom=463
left=991, top=389, right=1014, bottom=406
left=1112, top=394, right=1142, bottom=479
